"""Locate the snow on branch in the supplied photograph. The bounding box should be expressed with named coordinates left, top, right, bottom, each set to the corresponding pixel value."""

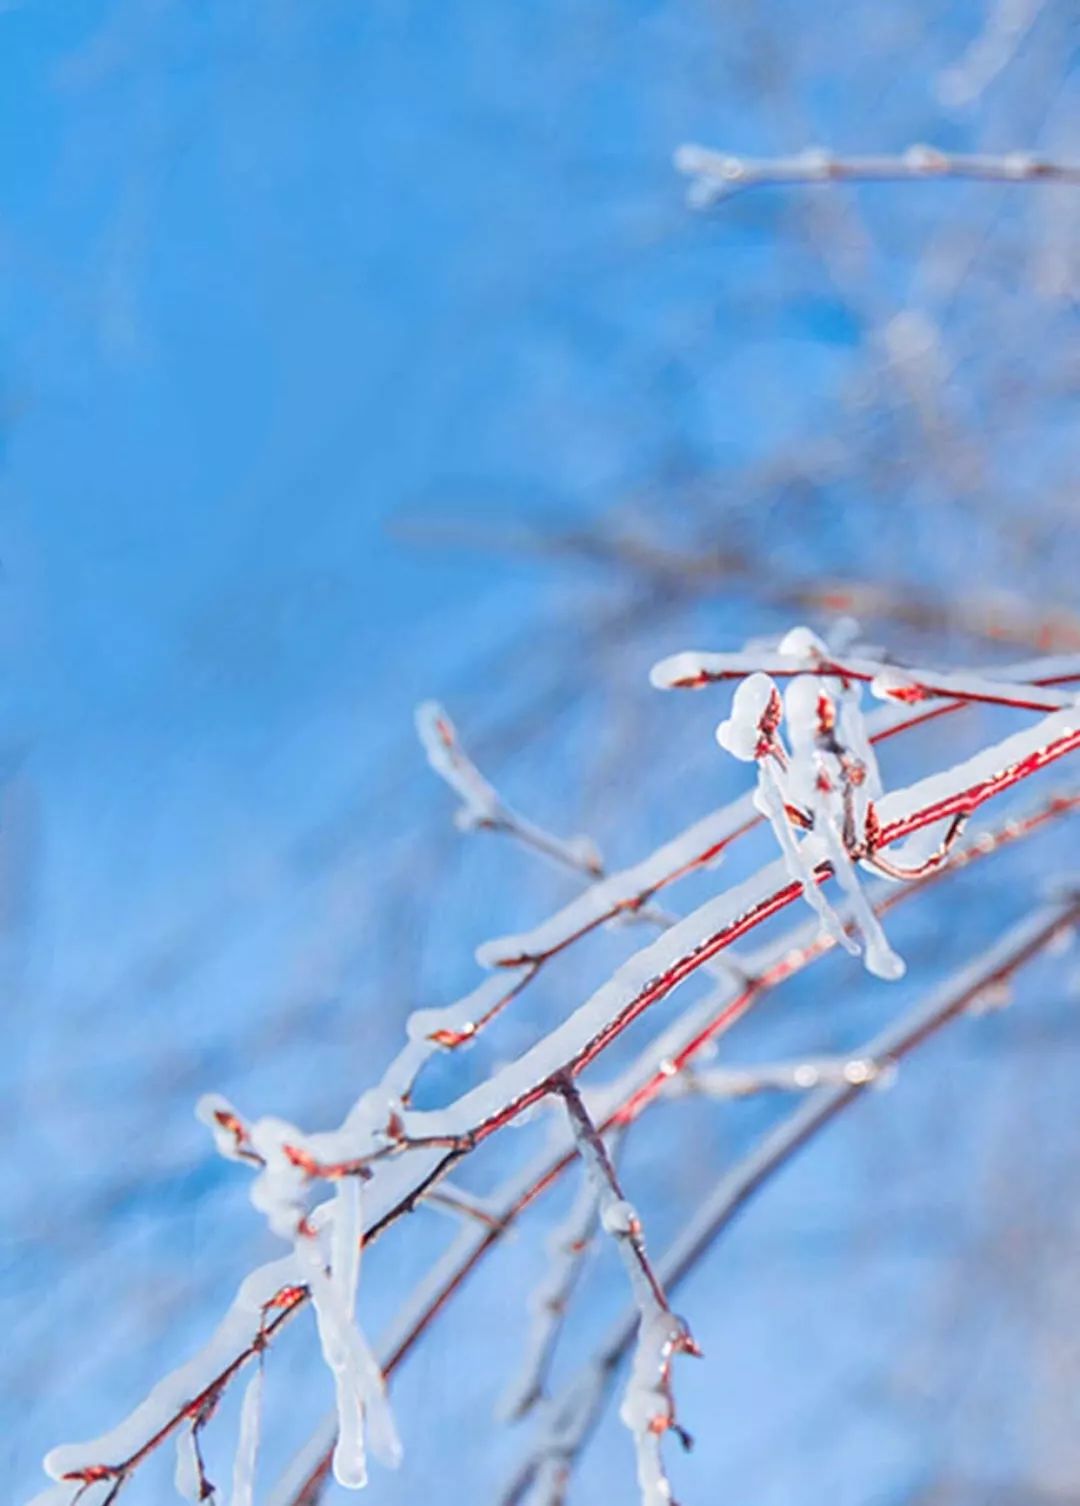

left=675, top=142, right=1080, bottom=209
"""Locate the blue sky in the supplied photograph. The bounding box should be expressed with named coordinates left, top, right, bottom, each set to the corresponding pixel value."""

left=4, top=3, right=1079, bottom=1504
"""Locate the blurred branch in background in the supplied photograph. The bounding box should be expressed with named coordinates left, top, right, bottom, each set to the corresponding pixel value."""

left=675, top=143, right=1080, bottom=207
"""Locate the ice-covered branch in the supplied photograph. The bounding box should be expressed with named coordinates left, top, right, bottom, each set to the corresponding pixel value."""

left=666, top=1054, right=890, bottom=1100
left=503, top=895, right=1080, bottom=1503
left=36, top=658, right=1079, bottom=1506
left=471, top=654, right=1079, bottom=970
left=675, top=143, right=1080, bottom=209
left=652, top=629, right=1078, bottom=713
left=713, top=655, right=905, bottom=978
left=273, top=788, right=1077, bottom=1506
left=34, top=1257, right=307, bottom=1505
left=559, top=1079, right=697, bottom=1506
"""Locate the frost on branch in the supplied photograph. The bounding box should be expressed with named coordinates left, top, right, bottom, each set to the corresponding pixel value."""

left=711, top=631, right=905, bottom=980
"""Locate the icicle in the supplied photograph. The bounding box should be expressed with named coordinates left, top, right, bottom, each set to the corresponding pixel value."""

left=755, top=760, right=858, bottom=958
left=817, top=816, right=905, bottom=980
left=229, top=1366, right=264, bottom=1506
left=297, top=1207, right=401, bottom=1492
left=787, top=676, right=903, bottom=978
left=332, top=1176, right=362, bottom=1325
left=713, top=665, right=905, bottom=979
left=174, top=1428, right=205, bottom=1502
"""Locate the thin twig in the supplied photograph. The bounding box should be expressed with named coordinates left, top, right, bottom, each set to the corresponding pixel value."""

left=558, top=1078, right=697, bottom=1506
left=499, top=1128, right=622, bottom=1422
left=665, top=1053, right=888, bottom=1100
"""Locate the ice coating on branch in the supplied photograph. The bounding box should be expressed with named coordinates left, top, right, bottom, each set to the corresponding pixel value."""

left=465, top=678, right=1019, bottom=974
left=783, top=673, right=826, bottom=779
left=710, top=656, right=905, bottom=979
left=229, top=1366, right=263, bottom=1506
left=195, top=1094, right=402, bottom=1495
left=325, top=706, right=1080, bottom=1159
left=506, top=893, right=1080, bottom=1506
left=777, top=624, right=827, bottom=661
left=564, top=832, right=604, bottom=873
left=618, top=1310, right=691, bottom=1505
left=671, top=1054, right=889, bottom=1097
left=40, top=636, right=1079, bottom=1506
left=653, top=634, right=1077, bottom=712
left=818, top=811, right=905, bottom=979
left=601, top=1198, right=639, bottom=1237
left=557, top=1081, right=693, bottom=1504
left=248, top=1116, right=314, bottom=1239
left=838, top=681, right=883, bottom=803
left=476, top=795, right=755, bottom=969
left=43, top=1255, right=299, bottom=1483
left=415, top=700, right=500, bottom=828
left=870, top=667, right=923, bottom=703
left=197, top=1093, right=258, bottom=1164
left=405, top=972, right=515, bottom=1045
left=652, top=621, right=831, bottom=692
left=715, top=673, right=780, bottom=761
left=787, top=674, right=903, bottom=977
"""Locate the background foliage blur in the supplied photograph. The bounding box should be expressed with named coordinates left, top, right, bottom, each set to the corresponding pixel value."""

left=3, top=2, right=1079, bottom=1503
